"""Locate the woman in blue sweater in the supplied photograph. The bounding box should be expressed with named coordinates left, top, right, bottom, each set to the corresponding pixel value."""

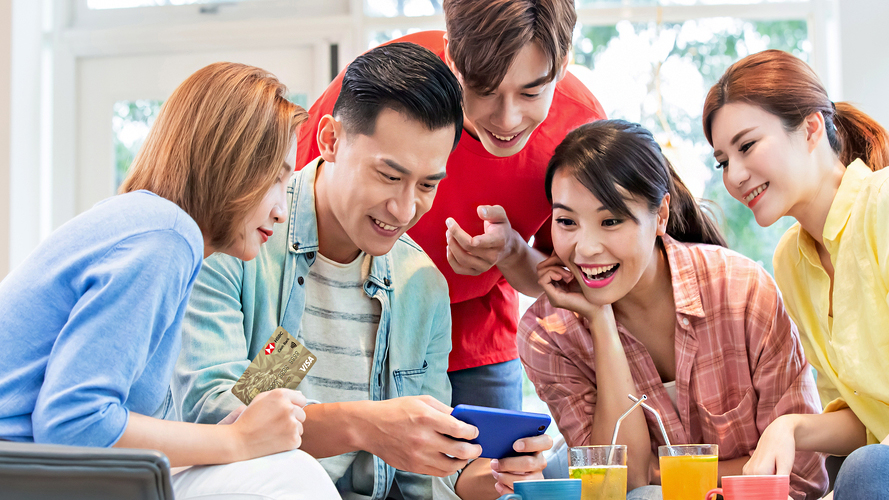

left=0, top=62, right=338, bottom=499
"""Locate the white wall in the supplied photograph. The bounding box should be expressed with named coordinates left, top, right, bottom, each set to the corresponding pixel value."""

left=838, top=0, right=889, bottom=125
left=0, top=0, right=357, bottom=280
left=9, top=0, right=43, bottom=269
left=0, top=0, right=11, bottom=277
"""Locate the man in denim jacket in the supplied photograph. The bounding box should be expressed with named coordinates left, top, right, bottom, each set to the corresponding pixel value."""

left=170, top=44, right=549, bottom=500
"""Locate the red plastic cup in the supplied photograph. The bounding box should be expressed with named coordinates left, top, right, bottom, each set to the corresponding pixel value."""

left=705, top=475, right=790, bottom=500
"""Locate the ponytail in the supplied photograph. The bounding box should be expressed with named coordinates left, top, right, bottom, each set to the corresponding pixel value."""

left=546, top=120, right=726, bottom=247
left=666, top=166, right=726, bottom=247
left=833, top=101, right=889, bottom=171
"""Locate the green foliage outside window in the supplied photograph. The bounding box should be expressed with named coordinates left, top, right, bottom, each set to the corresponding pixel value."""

left=113, top=100, right=162, bottom=189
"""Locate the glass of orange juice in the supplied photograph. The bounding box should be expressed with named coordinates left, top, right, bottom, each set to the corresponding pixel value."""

left=568, top=445, right=627, bottom=500
left=658, top=444, right=718, bottom=500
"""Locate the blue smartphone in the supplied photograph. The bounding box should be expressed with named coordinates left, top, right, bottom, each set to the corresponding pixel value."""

left=450, top=404, right=551, bottom=459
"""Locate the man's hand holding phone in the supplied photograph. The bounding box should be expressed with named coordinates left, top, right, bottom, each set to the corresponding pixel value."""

left=450, top=404, right=551, bottom=459
left=359, top=395, right=482, bottom=477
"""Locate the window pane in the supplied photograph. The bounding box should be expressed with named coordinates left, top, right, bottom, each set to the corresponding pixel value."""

left=576, top=0, right=806, bottom=6
left=113, top=99, right=162, bottom=188
left=364, top=0, right=442, bottom=18
left=572, top=18, right=808, bottom=272
left=88, top=0, right=263, bottom=9
left=367, top=28, right=431, bottom=49
left=112, top=93, right=307, bottom=188
left=288, top=93, right=308, bottom=109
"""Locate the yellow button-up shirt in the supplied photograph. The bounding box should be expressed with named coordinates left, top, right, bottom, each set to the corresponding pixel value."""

left=773, top=159, right=889, bottom=444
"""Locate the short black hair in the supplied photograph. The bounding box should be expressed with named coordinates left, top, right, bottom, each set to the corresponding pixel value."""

left=333, top=42, right=463, bottom=150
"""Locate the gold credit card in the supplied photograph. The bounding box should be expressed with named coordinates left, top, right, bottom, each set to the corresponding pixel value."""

left=231, top=326, right=316, bottom=405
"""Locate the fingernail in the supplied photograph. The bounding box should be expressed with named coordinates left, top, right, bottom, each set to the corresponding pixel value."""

left=490, top=459, right=499, bottom=470
left=514, top=441, right=525, bottom=451
left=480, top=207, right=488, bottom=217
left=445, top=218, right=453, bottom=228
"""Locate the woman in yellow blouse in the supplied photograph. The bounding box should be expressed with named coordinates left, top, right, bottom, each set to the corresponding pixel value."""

left=703, top=49, right=889, bottom=500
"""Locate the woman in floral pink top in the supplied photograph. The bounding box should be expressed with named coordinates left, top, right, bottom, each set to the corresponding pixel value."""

left=518, top=120, right=827, bottom=499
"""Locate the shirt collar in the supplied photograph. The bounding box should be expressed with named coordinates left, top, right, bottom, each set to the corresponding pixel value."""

left=792, top=224, right=820, bottom=269
left=823, top=158, right=870, bottom=247
left=793, top=158, right=871, bottom=268
left=662, top=235, right=706, bottom=319
left=287, top=157, right=394, bottom=291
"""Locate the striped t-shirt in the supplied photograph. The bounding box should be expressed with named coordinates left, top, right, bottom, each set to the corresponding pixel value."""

left=298, top=252, right=380, bottom=486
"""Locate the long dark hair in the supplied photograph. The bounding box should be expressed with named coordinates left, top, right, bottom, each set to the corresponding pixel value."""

left=703, top=49, right=889, bottom=172
left=545, top=120, right=726, bottom=247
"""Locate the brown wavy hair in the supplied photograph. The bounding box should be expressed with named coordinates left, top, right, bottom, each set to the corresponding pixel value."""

left=703, top=49, right=889, bottom=172
left=443, top=0, right=575, bottom=94
left=119, top=62, right=307, bottom=251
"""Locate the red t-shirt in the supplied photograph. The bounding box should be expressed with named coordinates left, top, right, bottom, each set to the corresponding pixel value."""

left=296, top=31, right=606, bottom=371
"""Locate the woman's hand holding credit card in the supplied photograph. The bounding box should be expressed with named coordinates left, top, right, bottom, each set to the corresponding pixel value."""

left=201, top=327, right=316, bottom=460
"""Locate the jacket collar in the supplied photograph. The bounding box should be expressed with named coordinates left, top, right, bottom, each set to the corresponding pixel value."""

left=287, top=158, right=394, bottom=291
left=288, top=157, right=321, bottom=255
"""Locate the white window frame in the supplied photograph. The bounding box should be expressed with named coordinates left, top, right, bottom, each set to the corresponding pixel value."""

left=9, top=0, right=839, bottom=272
left=64, top=0, right=842, bottom=97
left=72, top=0, right=351, bottom=29
left=45, top=0, right=357, bottom=238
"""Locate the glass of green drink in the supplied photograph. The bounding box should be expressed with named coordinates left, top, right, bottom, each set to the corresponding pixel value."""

left=568, top=445, right=627, bottom=500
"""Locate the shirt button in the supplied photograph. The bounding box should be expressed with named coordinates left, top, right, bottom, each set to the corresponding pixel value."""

left=681, top=318, right=689, bottom=326
left=383, top=278, right=391, bottom=287
left=297, top=276, right=304, bottom=285
left=306, top=252, right=315, bottom=259
left=292, top=243, right=299, bottom=251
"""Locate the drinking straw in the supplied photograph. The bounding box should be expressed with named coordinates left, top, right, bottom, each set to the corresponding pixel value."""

left=627, top=393, right=672, bottom=450
left=610, top=395, right=647, bottom=448
left=606, top=394, right=647, bottom=466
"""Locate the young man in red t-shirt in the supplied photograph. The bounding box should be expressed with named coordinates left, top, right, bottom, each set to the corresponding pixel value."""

left=296, top=0, right=605, bottom=417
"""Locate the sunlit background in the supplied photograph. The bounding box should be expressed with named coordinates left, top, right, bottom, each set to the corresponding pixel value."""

left=3, top=0, right=885, bottom=427
left=82, top=0, right=813, bottom=424
left=97, top=0, right=810, bottom=273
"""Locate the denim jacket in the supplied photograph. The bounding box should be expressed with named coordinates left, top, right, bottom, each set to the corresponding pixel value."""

left=171, top=158, right=453, bottom=500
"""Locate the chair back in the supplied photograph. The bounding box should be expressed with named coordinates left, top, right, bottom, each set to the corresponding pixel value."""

left=0, top=440, right=173, bottom=500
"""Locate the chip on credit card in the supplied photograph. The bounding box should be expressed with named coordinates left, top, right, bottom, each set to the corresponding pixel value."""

left=232, top=326, right=316, bottom=405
